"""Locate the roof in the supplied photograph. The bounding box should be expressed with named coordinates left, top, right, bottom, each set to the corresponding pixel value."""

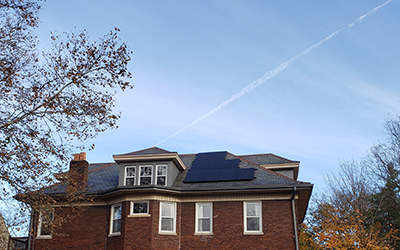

left=237, top=153, right=298, bottom=165
left=69, top=148, right=308, bottom=194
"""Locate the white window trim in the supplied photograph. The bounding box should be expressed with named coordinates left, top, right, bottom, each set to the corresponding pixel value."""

left=156, top=164, right=168, bottom=186
left=195, top=202, right=213, bottom=235
left=159, top=202, right=177, bottom=234
left=109, top=203, right=122, bottom=236
left=124, top=166, right=136, bottom=186
left=36, top=209, right=54, bottom=239
left=139, top=165, right=153, bottom=185
left=243, top=201, right=263, bottom=235
left=129, top=201, right=150, bottom=217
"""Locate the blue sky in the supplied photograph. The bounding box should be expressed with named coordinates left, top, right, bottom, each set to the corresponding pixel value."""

left=37, top=0, right=400, bottom=190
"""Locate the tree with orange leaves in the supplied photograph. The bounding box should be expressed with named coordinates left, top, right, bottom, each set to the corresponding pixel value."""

left=300, top=161, right=399, bottom=249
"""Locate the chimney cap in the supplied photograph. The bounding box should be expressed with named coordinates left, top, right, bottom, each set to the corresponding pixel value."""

left=73, top=152, right=86, bottom=161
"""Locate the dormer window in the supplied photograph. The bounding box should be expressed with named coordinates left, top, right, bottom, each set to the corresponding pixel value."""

left=139, top=165, right=152, bottom=185
left=125, top=166, right=136, bottom=186
left=156, top=165, right=167, bottom=186
left=122, top=163, right=172, bottom=186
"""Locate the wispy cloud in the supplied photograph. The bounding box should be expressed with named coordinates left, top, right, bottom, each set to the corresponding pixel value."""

left=155, top=0, right=393, bottom=146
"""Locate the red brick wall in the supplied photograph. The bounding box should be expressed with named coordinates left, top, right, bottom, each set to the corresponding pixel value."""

left=180, top=200, right=296, bottom=250
left=32, top=200, right=297, bottom=250
left=33, top=206, right=112, bottom=250
left=149, top=201, right=180, bottom=250
left=123, top=201, right=153, bottom=250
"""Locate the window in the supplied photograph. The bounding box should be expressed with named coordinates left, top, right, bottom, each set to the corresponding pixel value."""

left=37, top=209, right=53, bottom=238
left=125, top=166, right=136, bottom=186
left=110, top=204, right=122, bottom=235
left=139, top=165, right=152, bottom=185
left=244, top=201, right=262, bottom=233
left=131, top=201, right=149, bottom=215
left=156, top=165, right=167, bottom=186
left=159, top=202, right=176, bottom=233
left=196, top=203, right=212, bottom=234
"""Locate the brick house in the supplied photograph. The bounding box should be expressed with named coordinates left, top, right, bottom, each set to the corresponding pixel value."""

left=26, top=147, right=313, bottom=250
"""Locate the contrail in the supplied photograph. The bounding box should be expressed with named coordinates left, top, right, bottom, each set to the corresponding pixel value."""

left=155, top=0, right=392, bottom=146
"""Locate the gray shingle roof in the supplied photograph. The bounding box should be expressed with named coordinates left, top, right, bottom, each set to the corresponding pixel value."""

left=45, top=148, right=309, bottom=195
left=238, top=154, right=298, bottom=165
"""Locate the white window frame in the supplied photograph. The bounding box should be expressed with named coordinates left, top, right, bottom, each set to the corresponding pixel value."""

left=139, top=165, right=153, bottom=185
left=195, top=202, right=213, bottom=234
left=37, top=209, right=54, bottom=239
left=125, top=166, right=136, bottom=186
left=159, top=202, right=176, bottom=234
left=156, top=165, right=167, bottom=186
left=243, top=201, right=263, bottom=234
left=109, top=203, right=122, bottom=236
left=130, top=201, right=149, bottom=215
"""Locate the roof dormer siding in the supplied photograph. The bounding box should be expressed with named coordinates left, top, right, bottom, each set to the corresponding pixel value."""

left=117, top=160, right=181, bottom=187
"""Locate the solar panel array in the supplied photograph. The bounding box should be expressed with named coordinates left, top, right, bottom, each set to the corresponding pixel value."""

left=184, top=151, right=255, bottom=182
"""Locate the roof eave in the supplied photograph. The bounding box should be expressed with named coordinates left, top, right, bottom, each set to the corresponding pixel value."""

left=113, top=153, right=187, bottom=170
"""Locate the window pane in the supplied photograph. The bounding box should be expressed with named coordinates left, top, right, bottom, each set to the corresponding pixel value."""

left=157, top=165, right=167, bottom=175
left=126, top=178, right=135, bottom=186
left=140, top=177, right=151, bottom=185
left=40, top=211, right=53, bottom=235
left=126, top=167, right=135, bottom=177
left=247, top=203, right=260, bottom=216
left=198, top=218, right=210, bottom=232
left=113, top=219, right=121, bottom=233
left=140, top=166, right=152, bottom=176
left=157, top=176, right=166, bottom=186
left=114, top=205, right=122, bottom=219
left=200, top=204, right=211, bottom=218
left=133, top=202, right=148, bottom=214
left=247, top=218, right=260, bottom=231
left=161, top=218, right=173, bottom=231
left=161, top=203, right=173, bottom=217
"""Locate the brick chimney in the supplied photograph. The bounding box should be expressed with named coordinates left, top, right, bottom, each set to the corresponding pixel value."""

left=69, top=152, right=88, bottom=191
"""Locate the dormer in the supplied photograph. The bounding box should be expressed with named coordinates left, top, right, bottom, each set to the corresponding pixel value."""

left=113, top=147, right=186, bottom=187
left=259, top=162, right=299, bottom=180
left=238, top=153, right=299, bottom=180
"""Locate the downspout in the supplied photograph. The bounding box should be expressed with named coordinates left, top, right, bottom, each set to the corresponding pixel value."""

left=291, top=187, right=299, bottom=250
left=178, top=203, right=182, bottom=249
left=28, top=209, right=35, bottom=250
left=101, top=197, right=109, bottom=250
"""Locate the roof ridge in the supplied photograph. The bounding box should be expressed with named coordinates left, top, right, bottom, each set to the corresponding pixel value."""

left=238, top=153, right=298, bottom=163
left=178, top=153, right=197, bottom=156
left=119, top=146, right=173, bottom=155
left=233, top=154, right=303, bottom=184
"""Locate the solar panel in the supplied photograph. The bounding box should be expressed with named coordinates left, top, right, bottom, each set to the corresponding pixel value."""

left=195, top=152, right=213, bottom=161
left=206, top=159, right=224, bottom=170
left=191, top=160, right=209, bottom=170
left=184, top=151, right=255, bottom=183
left=235, top=168, right=255, bottom=180
left=203, top=169, right=221, bottom=181
left=184, top=170, right=204, bottom=182
left=210, top=151, right=227, bottom=159
left=219, top=169, right=237, bottom=181
left=222, top=159, right=240, bottom=169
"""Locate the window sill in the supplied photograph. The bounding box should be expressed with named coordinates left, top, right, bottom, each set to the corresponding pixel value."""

left=243, top=231, right=264, bottom=235
left=36, top=235, right=52, bottom=239
left=128, top=214, right=151, bottom=218
left=194, top=232, right=213, bottom=236
left=108, top=232, right=121, bottom=237
left=158, top=231, right=177, bottom=235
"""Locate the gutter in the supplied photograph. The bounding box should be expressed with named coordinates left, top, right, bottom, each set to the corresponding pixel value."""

left=291, top=187, right=299, bottom=250
left=83, top=183, right=314, bottom=197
